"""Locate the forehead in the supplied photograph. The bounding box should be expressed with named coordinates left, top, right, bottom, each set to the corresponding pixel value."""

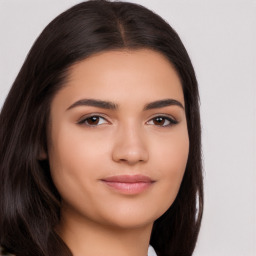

left=54, top=49, right=184, bottom=108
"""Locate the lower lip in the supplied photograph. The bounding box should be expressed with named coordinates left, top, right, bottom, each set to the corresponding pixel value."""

left=102, top=181, right=153, bottom=194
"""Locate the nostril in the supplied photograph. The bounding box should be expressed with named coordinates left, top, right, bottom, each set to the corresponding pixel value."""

left=112, top=148, right=149, bottom=165
left=111, top=128, right=149, bottom=164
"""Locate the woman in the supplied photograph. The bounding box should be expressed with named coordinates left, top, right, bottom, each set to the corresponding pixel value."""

left=0, top=1, right=203, bottom=255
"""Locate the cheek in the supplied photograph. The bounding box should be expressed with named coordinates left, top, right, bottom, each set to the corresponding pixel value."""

left=49, top=122, right=108, bottom=172
left=47, top=124, right=111, bottom=211
left=151, top=128, right=189, bottom=211
left=48, top=125, right=96, bottom=198
left=153, top=125, right=189, bottom=175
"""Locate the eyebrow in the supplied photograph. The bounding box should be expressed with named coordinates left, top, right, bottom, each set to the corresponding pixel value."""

left=66, top=98, right=184, bottom=111
left=66, top=99, right=117, bottom=110
left=144, top=99, right=184, bottom=110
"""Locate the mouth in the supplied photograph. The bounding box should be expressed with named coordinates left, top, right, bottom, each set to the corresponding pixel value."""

left=100, top=174, right=155, bottom=195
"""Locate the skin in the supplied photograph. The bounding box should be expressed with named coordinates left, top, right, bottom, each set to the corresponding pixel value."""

left=47, top=49, right=189, bottom=256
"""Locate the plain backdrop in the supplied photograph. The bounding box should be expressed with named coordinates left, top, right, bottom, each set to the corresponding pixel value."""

left=0, top=0, right=255, bottom=255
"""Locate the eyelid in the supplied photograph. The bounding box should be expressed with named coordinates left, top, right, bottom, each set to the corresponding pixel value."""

left=146, top=114, right=178, bottom=127
left=76, top=113, right=178, bottom=127
left=76, top=113, right=110, bottom=125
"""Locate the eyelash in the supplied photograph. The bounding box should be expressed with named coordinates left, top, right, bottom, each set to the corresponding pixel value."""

left=146, top=115, right=178, bottom=127
left=77, top=114, right=109, bottom=126
left=77, top=114, right=178, bottom=127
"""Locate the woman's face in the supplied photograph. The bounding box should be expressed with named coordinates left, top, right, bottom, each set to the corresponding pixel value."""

left=48, top=49, right=189, bottom=229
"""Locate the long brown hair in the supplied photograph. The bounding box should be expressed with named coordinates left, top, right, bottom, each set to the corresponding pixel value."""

left=0, top=1, right=203, bottom=255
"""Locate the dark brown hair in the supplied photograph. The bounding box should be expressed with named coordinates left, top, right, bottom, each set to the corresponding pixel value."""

left=0, top=1, right=203, bottom=255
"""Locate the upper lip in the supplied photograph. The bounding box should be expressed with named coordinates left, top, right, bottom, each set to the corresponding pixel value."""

left=101, top=174, right=154, bottom=183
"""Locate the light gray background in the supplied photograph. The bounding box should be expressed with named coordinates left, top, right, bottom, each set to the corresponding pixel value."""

left=0, top=1, right=255, bottom=255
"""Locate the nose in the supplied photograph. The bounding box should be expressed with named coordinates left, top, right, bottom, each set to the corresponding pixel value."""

left=112, top=124, right=149, bottom=165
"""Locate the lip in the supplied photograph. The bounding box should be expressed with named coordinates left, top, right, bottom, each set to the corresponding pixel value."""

left=100, top=174, right=155, bottom=195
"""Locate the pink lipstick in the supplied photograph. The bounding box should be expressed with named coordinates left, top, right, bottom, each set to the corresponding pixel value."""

left=101, top=174, right=154, bottom=194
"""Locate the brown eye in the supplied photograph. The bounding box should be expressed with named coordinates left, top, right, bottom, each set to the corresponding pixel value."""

left=86, top=116, right=100, bottom=125
left=147, top=116, right=178, bottom=127
left=153, top=117, right=166, bottom=126
left=78, top=116, right=108, bottom=126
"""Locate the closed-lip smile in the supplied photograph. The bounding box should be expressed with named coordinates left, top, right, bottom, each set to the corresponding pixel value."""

left=100, top=174, right=155, bottom=194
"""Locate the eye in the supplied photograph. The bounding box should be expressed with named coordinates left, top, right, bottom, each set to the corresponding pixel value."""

left=147, top=116, right=178, bottom=127
left=77, top=115, right=109, bottom=126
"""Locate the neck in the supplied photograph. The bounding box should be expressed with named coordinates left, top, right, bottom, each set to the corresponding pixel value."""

left=56, top=211, right=153, bottom=256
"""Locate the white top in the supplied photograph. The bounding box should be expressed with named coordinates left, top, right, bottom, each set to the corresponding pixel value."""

left=148, top=245, right=157, bottom=256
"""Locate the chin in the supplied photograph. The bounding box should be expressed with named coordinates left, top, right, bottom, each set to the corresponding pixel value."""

left=97, top=205, right=165, bottom=230
left=105, top=216, right=154, bottom=230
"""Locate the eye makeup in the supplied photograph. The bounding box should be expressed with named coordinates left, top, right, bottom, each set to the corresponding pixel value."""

left=76, top=113, right=178, bottom=128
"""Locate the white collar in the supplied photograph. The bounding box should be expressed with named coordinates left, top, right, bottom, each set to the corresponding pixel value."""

left=148, top=245, right=157, bottom=256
